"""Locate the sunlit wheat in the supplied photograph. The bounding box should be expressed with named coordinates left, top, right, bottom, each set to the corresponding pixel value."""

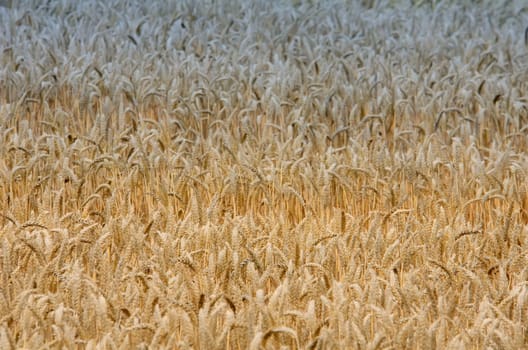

left=0, top=0, right=528, bottom=348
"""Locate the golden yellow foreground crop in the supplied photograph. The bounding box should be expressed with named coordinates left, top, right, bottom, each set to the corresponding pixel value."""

left=1, top=0, right=528, bottom=348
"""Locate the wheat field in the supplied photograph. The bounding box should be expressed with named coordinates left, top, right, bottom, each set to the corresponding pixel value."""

left=1, top=0, right=528, bottom=349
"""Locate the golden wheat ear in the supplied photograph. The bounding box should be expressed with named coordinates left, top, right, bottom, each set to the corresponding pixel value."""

left=2, top=0, right=527, bottom=348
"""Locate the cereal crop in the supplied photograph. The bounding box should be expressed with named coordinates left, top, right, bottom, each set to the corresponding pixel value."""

left=1, top=0, right=528, bottom=348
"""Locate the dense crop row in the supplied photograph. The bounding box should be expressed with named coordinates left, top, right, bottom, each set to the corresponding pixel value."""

left=1, top=1, right=528, bottom=348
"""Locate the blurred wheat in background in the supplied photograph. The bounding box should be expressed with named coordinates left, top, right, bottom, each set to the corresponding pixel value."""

left=1, top=0, right=528, bottom=348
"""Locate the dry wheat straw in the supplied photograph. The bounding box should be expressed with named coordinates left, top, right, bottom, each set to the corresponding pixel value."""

left=0, top=0, right=528, bottom=348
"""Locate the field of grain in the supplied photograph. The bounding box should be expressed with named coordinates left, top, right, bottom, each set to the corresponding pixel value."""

left=1, top=0, right=528, bottom=349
